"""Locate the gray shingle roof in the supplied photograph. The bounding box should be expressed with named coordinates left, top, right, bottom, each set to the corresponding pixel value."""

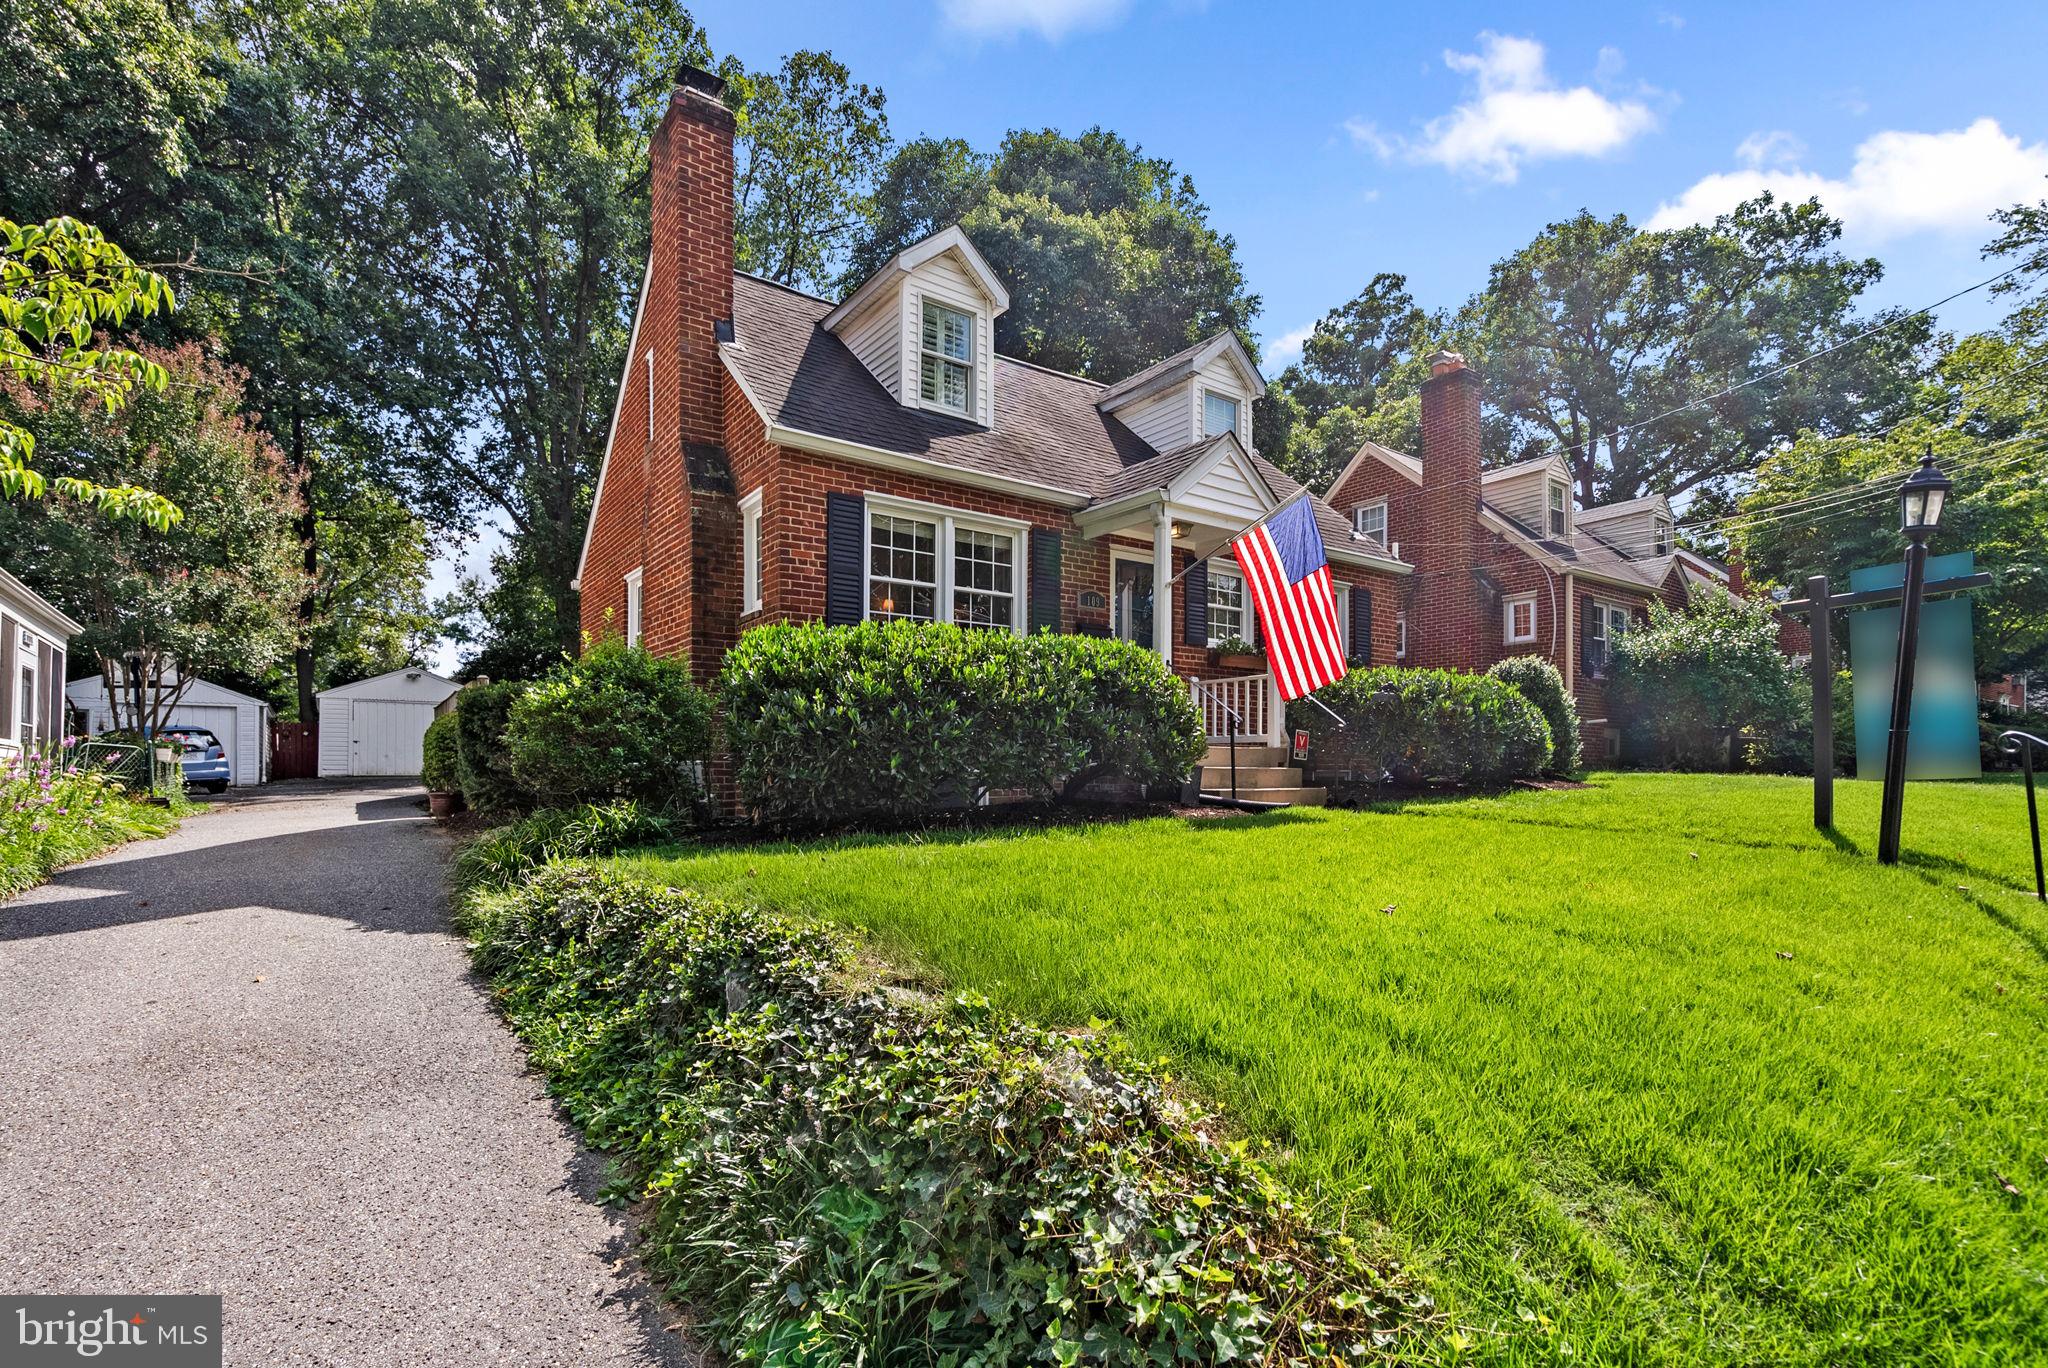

left=725, top=273, right=1377, bottom=559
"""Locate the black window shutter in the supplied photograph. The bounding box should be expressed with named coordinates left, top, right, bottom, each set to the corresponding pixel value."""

left=1580, top=594, right=1599, bottom=674
left=1029, top=529, right=1063, bottom=633
left=1350, top=587, right=1373, bottom=664
left=824, top=492, right=865, bottom=626
left=1182, top=559, right=1208, bottom=646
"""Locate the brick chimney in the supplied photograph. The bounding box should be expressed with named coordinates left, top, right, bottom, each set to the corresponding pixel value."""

left=1412, top=351, right=1487, bottom=669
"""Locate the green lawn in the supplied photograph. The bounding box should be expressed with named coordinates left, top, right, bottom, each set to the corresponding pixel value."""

left=619, top=774, right=2048, bottom=1364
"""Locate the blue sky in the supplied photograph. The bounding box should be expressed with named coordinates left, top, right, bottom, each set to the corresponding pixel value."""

left=427, top=1, right=2048, bottom=668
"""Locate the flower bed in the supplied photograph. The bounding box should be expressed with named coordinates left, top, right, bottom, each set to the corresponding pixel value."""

left=0, top=746, right=180, bottom=897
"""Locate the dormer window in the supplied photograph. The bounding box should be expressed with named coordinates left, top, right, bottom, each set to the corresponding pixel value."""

left=1202, top=389, right=1240, bottom=440
left=920, top=299, right=974, bottom=416
left=1651, top=515, right=1673, bottom=556
left=1547, top=480, right=1569, bottom=539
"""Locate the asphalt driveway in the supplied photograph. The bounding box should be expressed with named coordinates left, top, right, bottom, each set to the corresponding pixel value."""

left=0, top=781, right=698, bottom=1367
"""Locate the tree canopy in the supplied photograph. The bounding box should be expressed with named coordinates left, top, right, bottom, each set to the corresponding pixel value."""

left=732, top=50, right=889, bottom=294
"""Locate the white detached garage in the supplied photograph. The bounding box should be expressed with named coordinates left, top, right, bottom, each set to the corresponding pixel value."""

left=67, top=674, right=272, bottom=787
left=316, top=667, right=459, bottom=778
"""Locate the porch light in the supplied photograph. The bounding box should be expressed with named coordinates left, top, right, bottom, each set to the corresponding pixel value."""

left=1899, top=452, right=1951, bottom=541
left=1171, top=521, right=1188, bottom=539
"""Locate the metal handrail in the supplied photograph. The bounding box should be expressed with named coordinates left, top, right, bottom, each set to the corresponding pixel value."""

left=1191, top=678, right=1244, bottom=801
left=1999, top=729, right=2048, bottom=900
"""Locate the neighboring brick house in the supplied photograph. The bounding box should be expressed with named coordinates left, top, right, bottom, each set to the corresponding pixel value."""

left=1325, top=353, right=1736, bottom=759
left=574, top=65, right=1410, bottom=790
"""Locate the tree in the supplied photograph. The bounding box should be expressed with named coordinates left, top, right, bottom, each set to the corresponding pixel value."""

left=0, top=341, right=306, bottom=732
left=1731, top=332, right=2048, bottom=678
left=292, top=0, right=710, bottom=663
left=731, top=50, right=889, bottom=293
left=851, top=127, right=1260, bottom=381
left=1258, top=275, right=1431, bottom=489
left=1463, top=197, right=1931, bottom=507
left=1609, top=586, right=1803, bottom=770
left=0, top=216, right=180, bottom=524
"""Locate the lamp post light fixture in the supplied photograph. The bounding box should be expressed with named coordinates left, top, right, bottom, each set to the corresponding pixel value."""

left=1876, top=451, right=1954, bottom=865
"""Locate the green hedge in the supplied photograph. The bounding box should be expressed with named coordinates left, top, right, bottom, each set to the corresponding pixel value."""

left=1610, top=588, right=1802, bottom=771
left=453, top=680, right=527, bottom=814
left=505, top=640, right=713, bottom=811
left=460, top=865, right=1424, bottom=1362
left=1487, top=656, right=1580, bottom=774
left=1291, top=666, right=1552, bottom=787
left=421, top=711, right=461, bottom=793
left=717, top=622, right=1205, bottom=826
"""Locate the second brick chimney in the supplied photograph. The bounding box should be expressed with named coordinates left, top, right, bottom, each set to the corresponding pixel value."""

left=1412, top=351, right=1487, bottom=669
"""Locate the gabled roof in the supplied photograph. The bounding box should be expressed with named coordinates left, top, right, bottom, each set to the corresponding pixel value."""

left=1095, top=331, right=1265, bottom=412
left=1576, top=491, right=1672, bottom=524
left=821, top=224, right=1009, bottom=333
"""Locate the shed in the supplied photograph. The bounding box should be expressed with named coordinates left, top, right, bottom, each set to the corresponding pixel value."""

left=0, top=566, right=80, bottom=757
left=316, top=667, right=459, bottom=777
left=67, top=674, right=272, bottom=787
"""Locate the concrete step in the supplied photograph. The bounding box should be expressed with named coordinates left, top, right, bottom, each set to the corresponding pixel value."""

left=1200, top=744, right=1290, bottom=768
left=1197, top=785, right=1327, bottom=808
left=1199, top=764, right=1304, bottom=788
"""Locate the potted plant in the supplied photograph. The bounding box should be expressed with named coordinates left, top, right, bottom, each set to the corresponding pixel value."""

left=1210, top=636, right=1264, bottom=670
left=421, top=710, right=463, bottom=818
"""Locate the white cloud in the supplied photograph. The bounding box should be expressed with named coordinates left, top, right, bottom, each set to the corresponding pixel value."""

left=1648, top=118, right=2048, bottom=239
left=938, top=0, right=1130, bottom=41
left=1351, top=33, right=1659, bottom=183
left=1265, top=322, right=1316, bottom=373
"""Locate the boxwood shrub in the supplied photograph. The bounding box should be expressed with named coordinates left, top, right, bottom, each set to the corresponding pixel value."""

left=505, top=639, right=714, bottom=811
left=421, top=710, right=461, bottom=793
left=1292, top=665, right=1551, bottom=787
left=717, top=622, right=1204, bottom=827
left=1487, top=656, right=1580, bottom=774
left=453, top=680, right=527, bottom=815
left=461, top=864, right=1426, bottom=1363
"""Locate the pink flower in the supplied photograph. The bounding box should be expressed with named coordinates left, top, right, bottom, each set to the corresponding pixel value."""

left=30, top=822, right=45, bottom=833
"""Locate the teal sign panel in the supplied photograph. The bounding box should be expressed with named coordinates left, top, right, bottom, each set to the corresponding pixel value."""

left=1846, top=551, right=1980, bottom=780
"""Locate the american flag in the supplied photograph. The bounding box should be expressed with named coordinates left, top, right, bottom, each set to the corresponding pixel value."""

left=1230, top=495, right=1349, bottom=702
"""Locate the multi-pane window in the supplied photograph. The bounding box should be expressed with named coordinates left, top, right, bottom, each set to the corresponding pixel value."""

left=869, top=514, right=937, bottom=622
left=1202, top=389, right=1239, bottom=439
left=953, top=528, right=1014, bottom=629
left=1396, top=615, right=1408, bottom=660
left=1505, top=595, right=1537, bottom=644
left=1651, top=516, right=1673, bottom=556
left=1547, top=481, right=1568, bottom=538
left=623, top=568, right=643, bottom=647
left=1207, top=569, right=1248, bottom=645
left=1588, top=602, right=1633, bottom=673
left=1354, top=501, right=1388, bottom=546
left=920, top=300, right=974, bottom=415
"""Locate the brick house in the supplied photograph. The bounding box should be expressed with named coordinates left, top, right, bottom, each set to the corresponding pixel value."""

left=1325, top=353, right=1737, bottom=759
left=574, top=65, right=1410, bottom=801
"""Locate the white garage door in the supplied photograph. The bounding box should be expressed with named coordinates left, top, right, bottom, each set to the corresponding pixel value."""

left=165, top=705, right=242, bottom=782
left=349, top=699, right=434, bottom=776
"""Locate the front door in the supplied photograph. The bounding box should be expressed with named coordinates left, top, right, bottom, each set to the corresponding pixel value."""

left=1113, top=558, right=1154, bottom=647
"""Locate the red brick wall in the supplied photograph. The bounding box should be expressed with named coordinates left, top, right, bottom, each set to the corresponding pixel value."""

left=579, top=70, right=734, bottom=671
left=1411, top=359, right=1488, bottom=672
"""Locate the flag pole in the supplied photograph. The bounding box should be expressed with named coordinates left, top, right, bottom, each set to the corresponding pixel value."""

left=1162, top=493, right=1318, bottom=589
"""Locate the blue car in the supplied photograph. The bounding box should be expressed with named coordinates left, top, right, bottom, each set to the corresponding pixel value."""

left=163, top=726, right=232, bottom=793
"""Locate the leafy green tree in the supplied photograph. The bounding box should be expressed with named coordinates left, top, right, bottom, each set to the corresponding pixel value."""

left=1609, top=586, right=1803, bottom=771
left=0, top=216, right=180, bottom=524
left=851, top=128, right=1259, bottom=381
left=1731, top=332, right=2048, bottom=677
left=0, top=340, right=306, bottom=731
left=731, top=50, right=889, bottom=292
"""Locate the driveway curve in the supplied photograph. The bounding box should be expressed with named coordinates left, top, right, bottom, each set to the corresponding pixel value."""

left=0, top=781, right=698, bottom=1367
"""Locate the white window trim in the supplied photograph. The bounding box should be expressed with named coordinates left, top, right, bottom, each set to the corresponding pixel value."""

left=915, top=295, right=978, bottom=422
left=740, top=487, right=764, bottom=615
left=1205, top=562, right=1255, bottom=646
left=1547, top=479, right=1569, bottom=539
left=644, top=349, right=655, bottom=443
left=1334, top=582, right=1351, bottom=659
left=862, top=491, right=1027, bottom=635
left=1651, top=516, right=1673, bottom=557
left=1396, top=614, right=1408, bottom=660
left=623, top=567, right=643, bottom=647
left=1588, top=599, right=1633, bottom=674
left=1201, top=387, right=1242, bottom=441
left=1353, top=499, right=1389, bottom=546
left=1505, top=594, right=1538, bottom=645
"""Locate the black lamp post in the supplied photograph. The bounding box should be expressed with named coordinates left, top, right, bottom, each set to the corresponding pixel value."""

left=1876, top=451, right=1953, bottom=865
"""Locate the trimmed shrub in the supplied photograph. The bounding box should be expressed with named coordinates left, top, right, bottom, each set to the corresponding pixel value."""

left=1292, top=666, right=1551, bottom=787
left=463, top=864, right=1426, bottom=1362
left=718, top=622, right=1205, bottom=827
left=504, top=639, right=714, bottom=810
left=1488, top=656, right=1581, bottom=774
left=453, top=680, right=527, bottom=814
left=421, top=711, right=461, bottom=793
left=1610, top=587, right=1802, bottom=771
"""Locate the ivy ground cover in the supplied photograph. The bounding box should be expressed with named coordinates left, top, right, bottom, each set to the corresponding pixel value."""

left=619, top=774, right=2048, bottom=1364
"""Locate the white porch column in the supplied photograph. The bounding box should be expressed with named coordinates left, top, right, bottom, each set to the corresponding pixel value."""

left=1152, top=503, right=1174, bottom=664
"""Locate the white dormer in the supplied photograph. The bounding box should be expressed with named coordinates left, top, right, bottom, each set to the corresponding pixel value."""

left=1481, top=452, right=1574, bottom=541
left=1577, top=491, right=1678, bottom=561
left=1095, top=332, right=1264, bottom=455
left=822, top=225, right=1008, bottom=427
